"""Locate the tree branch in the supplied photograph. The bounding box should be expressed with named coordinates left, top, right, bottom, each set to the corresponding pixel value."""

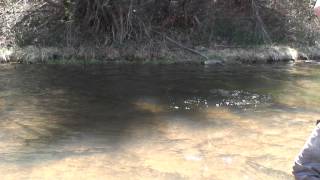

left=43, top=0, right=62, bottom=8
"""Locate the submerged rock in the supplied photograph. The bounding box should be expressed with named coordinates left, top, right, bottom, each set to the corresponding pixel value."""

left=0, top=98, right=5, bottom=111
left=247, top=161, right=292, bottom=180
left=202, top=59, right=224, bottom=65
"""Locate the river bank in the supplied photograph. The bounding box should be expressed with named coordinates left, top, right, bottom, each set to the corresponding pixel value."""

left=0, top=45, right=320, bottom=65
left=1, top=1, right=319, bottom=66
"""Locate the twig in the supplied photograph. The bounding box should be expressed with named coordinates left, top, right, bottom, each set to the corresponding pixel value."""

left=153, top=30, right=209, bottom=60
left=251, top=0, right=272, bottom=43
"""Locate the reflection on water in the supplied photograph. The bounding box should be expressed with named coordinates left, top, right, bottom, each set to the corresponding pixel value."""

left=0, top=63, right=320, bottom=179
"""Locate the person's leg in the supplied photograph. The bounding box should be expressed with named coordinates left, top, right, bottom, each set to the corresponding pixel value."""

left=315, top=0, right=320, bottom=17
left=293, top=122, right=320, bottom=179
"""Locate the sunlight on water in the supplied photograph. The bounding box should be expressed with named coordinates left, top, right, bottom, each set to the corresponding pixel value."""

left=0, top=63, right=320, bottom=179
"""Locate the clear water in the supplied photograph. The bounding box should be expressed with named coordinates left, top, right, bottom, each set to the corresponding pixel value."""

left=1, top=63, right=320, bottom=179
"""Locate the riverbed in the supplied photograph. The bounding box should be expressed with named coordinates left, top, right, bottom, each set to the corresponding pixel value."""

left=0, top=63, right=319, bottom=179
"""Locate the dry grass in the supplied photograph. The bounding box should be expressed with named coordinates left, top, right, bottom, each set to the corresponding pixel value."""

left=0, top=45, right=319, bottom=64
left=207, top=46, right=320, bottom=64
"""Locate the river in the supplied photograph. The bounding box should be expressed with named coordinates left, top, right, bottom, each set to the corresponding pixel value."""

left=0, top=62, right=319, bottom=179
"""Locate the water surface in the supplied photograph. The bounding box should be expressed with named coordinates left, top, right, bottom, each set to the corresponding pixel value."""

left=1, top=63, right=319, bottom=179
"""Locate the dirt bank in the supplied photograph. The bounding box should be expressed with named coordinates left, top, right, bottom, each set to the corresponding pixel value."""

left=0, top=45, right=319, bottom=65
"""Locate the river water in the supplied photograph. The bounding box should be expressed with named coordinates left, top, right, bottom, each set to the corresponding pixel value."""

left=0, top=63, right=320, bottom=179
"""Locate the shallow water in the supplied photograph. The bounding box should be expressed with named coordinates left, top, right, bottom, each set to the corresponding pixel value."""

left=0, top=63, right=320, bottom=179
